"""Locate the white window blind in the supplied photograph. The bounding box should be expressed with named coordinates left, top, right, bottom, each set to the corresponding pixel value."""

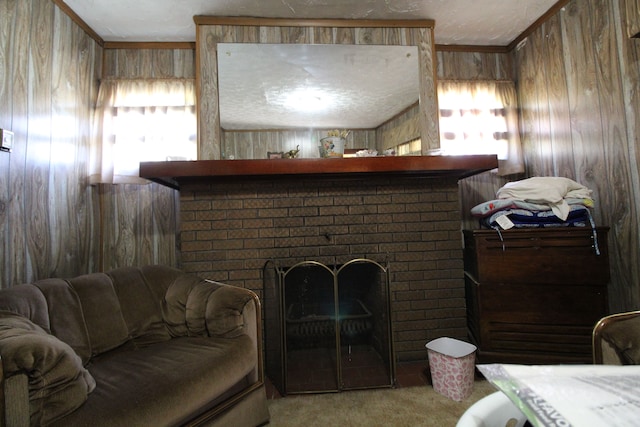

left=90, top=78, right=197, bottom=184
left=438, top=80, right=524, bottom=176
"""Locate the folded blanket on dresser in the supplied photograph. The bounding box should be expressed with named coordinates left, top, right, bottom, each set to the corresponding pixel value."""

left=470, top=176, right=602, bottom=254
left=495, top=176, right=593, bottom=220
left=472, top=176, right=595, bottom=226
left=480, top=204, right=592, bottom=229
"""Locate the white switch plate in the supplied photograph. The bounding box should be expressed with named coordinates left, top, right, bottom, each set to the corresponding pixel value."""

left=0, top=129, right=13, bottom=152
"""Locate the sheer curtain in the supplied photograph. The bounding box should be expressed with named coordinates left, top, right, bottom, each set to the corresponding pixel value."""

left=437, top=80, right=524, bottom=176
left=90, top=78, right=197, bottom=184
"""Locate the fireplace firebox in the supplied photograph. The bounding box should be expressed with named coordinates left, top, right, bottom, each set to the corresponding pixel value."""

left=264, top=258, right=395, bottom=395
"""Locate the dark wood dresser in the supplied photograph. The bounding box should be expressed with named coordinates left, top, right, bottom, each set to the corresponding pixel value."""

left=463, top=227, right=610, bottom=364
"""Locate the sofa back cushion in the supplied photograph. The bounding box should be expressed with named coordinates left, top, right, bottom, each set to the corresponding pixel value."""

left=140, top=264, right=185, bottom=299
left=185, top=281, right=220, bottom=336
left=33, top=279, right=93, bottom=365
left=0, top=283, right=50, bottom=331
left=67, top=273, right=131, bottom=356
left=107, top=267, right=171, bottom=345
left=0, top=265, right=201, bottom=363
left=161, top=274, right=253, bottom=339
left=162, top=272, right=207, bottom=337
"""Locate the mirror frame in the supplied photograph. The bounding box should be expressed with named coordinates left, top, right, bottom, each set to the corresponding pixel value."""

left=194, top=16, right=438, bottom=160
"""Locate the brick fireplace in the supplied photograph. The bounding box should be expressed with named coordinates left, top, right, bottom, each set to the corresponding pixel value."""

left=178, top=174, right=468, bottom=362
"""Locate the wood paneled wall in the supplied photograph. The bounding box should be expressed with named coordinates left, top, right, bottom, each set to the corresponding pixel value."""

left=626, top=0, right=640, bottom=37
left=0, top=0, right=101, bottom=286
left=437, top=50, right=515, bottom=81
left=97, top=182, right=180, bottom=271
left=0, top=0, right=193, bottom=286
left=515, top=0, right=640, bottom=312
left=102, top=48, right=195, bottom=78
left=222, top=128, right=376, bottom=160
left=222, top=107, right=419, bottom=159
left=99, top=47, right=195, bottom=270
left=378, top=103, right=421, bottom=151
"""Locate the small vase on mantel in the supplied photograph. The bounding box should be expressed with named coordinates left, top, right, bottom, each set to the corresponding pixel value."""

left=319, top=136, right=346, bottom=158
left=319, top=129, right=349, bottom=158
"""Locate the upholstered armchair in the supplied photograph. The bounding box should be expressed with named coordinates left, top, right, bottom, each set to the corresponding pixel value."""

left=592, top=310, right=640, bottom=365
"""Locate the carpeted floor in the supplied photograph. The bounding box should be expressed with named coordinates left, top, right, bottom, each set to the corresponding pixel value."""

left=266, top=380, right=496, bottom=426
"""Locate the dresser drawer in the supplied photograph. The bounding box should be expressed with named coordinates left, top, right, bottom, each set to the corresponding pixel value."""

left=463, top=228, right=609, bottom=285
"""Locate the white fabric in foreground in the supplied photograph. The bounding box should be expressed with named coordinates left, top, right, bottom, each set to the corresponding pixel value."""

left=456, top=391, right=528, bottom=427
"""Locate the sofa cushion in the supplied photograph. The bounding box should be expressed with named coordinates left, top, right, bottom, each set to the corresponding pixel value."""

left=206, top=285, right=254, bottom=338
left=0, top=311, right=96, bottom=426
left=187, top=280, right=220, bottom=335
left=140, top=264, right=185, bottom=299
left=601, top=315, right=640, bottom=364
left=164, top=278, right=254, bottom=338
left=50, top=335, right=257, bottom=427
left=107, top=267, right=171, bottom=345
left=162, top=272, right=208, bottom=337
left=0, top=284, right=50, bottom=332
left=67, top=273, right=131, bottom=356
left=33, top=279, right=92, bottom=364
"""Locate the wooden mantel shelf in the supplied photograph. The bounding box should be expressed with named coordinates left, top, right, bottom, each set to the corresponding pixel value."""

left=139, top=155, right=498, bottom=189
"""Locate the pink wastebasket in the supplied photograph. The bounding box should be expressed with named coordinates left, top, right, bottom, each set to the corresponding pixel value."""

left=426, top=337, right=477, bottom=401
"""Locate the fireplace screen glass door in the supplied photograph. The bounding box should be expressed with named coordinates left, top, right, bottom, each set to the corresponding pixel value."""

left=264, top=259, right=394, bottom=395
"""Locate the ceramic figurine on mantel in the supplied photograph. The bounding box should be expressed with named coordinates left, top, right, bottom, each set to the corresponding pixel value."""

left=284, top=145, right=300, bottom=159
left=319, top=129, right=349, bottom=158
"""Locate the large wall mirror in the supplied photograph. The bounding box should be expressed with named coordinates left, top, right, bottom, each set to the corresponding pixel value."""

left=217, top=43, right=420, bottom=159
left=195, top=17, right=439, bottom=160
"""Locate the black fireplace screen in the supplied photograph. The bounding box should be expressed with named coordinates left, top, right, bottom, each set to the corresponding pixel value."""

left=264, top=258, right=395, bottom=395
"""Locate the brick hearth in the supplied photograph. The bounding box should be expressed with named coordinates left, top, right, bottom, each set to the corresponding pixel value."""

left=179, top=175, right=467, bottom=361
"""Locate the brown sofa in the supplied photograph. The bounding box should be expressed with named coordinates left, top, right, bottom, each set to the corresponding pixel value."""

left=0, top=265, right=270, bottom=427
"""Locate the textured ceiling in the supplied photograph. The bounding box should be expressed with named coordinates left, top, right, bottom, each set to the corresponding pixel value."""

left=64, top=0, right=560, bottom=45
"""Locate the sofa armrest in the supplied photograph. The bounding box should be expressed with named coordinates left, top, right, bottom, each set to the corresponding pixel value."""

left=0, top=365, right=30, bottom=427
left=204, top=282, right=264, bottom=384
left=593, top=311, right=640, bottom=364
left=162, top=276, right=266, bottom=385
left=599, top=340, right=625, bottom=365
left=0, top=312, right=96, bottom=426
